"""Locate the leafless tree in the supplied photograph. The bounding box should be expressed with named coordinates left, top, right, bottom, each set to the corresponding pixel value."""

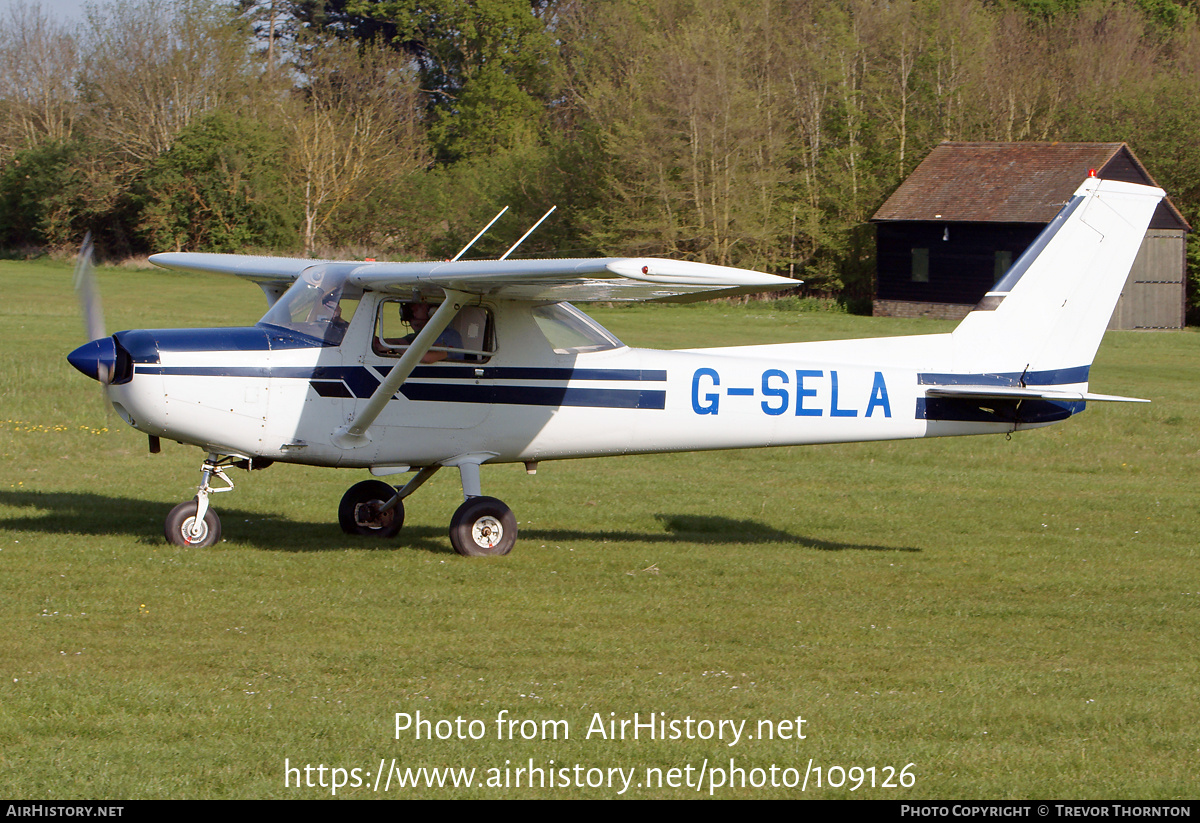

left=284, top=38, right=428, bottom=254
left=79, top=0, right=255, bottom=167
left=0, top=1, right=80, bottom=156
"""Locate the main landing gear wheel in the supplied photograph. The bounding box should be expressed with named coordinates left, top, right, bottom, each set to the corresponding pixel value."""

left=164, top=498, right=222, bottom=548
left=339, top=480, right=404, bottom=538
left=449, top=496, right=516, bottom=557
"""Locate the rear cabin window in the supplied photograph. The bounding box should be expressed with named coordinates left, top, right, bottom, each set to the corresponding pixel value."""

left=530, top=303, right=623, bottom=354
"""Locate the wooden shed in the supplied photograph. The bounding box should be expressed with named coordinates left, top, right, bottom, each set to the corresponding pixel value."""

left=871, top=142, right=1190, bottom=329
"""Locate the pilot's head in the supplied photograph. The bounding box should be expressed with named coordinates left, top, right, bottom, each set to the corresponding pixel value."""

left=322, top=290, right=342, bottom=319
left=403, top=302, right=435, bottom=328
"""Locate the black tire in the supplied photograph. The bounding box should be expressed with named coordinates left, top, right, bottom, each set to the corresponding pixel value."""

left=164, top=498, right=222, bottom=548
left=449, top=496, right=516, bottom=557
left=338, top=480, right=404, bottom=537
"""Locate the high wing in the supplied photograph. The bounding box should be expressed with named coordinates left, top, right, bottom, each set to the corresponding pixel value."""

left=148, top=253, right=321, bottom=306
left=148, top=253, right=797, bottom=304
left=349, top=257, right=797, bottom=302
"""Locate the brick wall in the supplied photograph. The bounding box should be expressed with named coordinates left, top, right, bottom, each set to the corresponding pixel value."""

left=872, top=300, right=974, bottom=320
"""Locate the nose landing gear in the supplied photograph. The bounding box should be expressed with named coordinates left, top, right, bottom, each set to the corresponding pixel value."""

left=164, top=454, right=236, bottom=548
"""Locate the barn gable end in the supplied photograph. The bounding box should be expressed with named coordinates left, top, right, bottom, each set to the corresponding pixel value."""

left=871, top=142, right=1189, bottom=329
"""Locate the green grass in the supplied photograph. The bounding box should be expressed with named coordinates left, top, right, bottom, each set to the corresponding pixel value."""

left=1, top=260, right=1198, bottom=798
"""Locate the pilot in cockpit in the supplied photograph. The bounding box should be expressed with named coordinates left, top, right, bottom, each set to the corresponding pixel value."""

left=321, top=290, right=348, bottom=334
left=396, top=302, right=463, bottom=362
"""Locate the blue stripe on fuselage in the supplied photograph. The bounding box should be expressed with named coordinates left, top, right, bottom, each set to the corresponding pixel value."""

left=918, top=366, right=1090, bottom=387
left=400, top=383, right=665, bottom=410
left=134, top=363, right=666, bottom=410
left=377, top=365, right=666, bottom=382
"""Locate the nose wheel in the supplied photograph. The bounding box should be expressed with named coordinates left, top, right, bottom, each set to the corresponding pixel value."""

left=164, top=498, right=222, bottom=548
left=164, top=454, right=235, bottom=548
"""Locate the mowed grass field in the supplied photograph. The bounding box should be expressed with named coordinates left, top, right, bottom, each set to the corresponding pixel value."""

left=1, top=259, right=1197, bottom=799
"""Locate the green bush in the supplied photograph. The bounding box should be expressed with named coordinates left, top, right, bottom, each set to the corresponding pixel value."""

left=136, top=112, right=298, bottom=253
left=0, top=140, right=93, bottom=250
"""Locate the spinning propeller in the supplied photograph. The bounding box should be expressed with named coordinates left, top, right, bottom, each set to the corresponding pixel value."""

left=66, top=233, right=117, bottom=386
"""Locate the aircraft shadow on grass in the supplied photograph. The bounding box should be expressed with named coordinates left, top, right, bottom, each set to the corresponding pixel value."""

left=523, top=514, right=919, bottom=553
left=0, top=490, right=919, bottom=555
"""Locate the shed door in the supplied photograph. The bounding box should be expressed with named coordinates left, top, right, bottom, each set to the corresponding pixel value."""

left=1108, top=230, right=1185, bottom=330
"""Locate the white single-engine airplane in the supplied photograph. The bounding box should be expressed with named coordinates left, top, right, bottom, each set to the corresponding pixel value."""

left=67, top=177, right=1161, bottom=555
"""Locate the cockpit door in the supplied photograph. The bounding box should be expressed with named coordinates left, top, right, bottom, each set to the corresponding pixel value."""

left=362, top=297, right=494, bottom=430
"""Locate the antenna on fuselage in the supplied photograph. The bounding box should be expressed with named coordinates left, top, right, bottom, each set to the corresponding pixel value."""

left=451, top=206, right=509, bottom=262
left=500, top=206, right=557, bottom=260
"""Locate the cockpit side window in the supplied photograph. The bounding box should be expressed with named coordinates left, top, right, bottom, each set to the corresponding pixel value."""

left=372, top=299, right=495, bottom=362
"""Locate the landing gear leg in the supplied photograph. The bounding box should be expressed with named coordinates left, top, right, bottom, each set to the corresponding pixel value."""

left=447, top=460, right=516, bottom=557
left=164, top=453, right=235, bottom=548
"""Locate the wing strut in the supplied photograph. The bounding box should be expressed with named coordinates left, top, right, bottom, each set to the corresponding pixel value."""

left=332, top=290, right=469, bottom=448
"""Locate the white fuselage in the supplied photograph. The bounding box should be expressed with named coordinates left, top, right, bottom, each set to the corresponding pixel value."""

left=104, top=295, right=1056, bottom=471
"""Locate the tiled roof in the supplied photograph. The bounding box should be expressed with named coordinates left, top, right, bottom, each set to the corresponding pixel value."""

left=872, top=142, right=1182, bottom=224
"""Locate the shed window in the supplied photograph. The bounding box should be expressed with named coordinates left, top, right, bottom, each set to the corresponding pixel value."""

left=994, top=250, right=1013, bottom=282
left=911, top=248, right=929, bottom=282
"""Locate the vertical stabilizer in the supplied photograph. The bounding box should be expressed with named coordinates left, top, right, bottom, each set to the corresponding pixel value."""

left=949, top=178, right=1163, bottom=388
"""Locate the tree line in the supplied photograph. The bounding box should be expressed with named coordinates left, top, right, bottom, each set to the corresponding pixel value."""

left=2, top=0, right=1199, bottom=314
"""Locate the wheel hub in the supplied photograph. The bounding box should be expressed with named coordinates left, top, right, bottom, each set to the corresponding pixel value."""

left=181, top=516, right=208, bottom=545
left=354, top=501, right=390, bottom=529
left=472, top=516, right=503, bottom=548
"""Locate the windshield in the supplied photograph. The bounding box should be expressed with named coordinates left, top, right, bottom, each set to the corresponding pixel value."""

left=531, top=303, right=623, bottom=354
left=258, top=264, right=361, bottom=345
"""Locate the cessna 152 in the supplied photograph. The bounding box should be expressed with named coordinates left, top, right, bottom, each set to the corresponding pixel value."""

left=67, top=177, right=1161, bottom=556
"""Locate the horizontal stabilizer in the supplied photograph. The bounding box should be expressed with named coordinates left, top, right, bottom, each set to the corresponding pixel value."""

left=926, top=385, right=1148, bottom=403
